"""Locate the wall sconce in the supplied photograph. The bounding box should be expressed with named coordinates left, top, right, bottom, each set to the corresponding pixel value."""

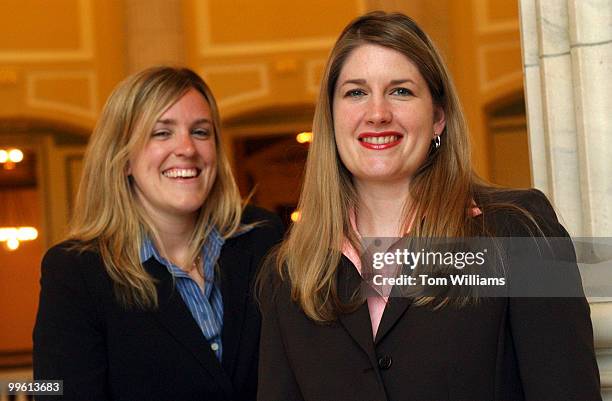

left=0, top=147, right=37, bottom=251
left=290, top=210, right=301, bottom=222
left=296, top=132, right=313, bottom=144
left=0, top=148, right=24, bottom=170
left=0, top=226, right=38, bottom=251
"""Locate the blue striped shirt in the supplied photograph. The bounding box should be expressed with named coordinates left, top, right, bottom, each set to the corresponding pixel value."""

left=140, top=229, right=225, bottom=361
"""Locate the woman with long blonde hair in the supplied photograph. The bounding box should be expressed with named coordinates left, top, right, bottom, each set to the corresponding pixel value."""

left=34, top=67, right=283, bottom=401
left=258, top=12, right=600, bottom=401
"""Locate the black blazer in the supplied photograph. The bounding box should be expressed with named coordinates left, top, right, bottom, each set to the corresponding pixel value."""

left=258, top=190, right=601, bottom=401
left=34, top=206, right=283, bottom=401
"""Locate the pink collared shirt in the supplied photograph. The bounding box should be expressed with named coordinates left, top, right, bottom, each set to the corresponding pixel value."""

left=341, top=206, right=482, bottom=337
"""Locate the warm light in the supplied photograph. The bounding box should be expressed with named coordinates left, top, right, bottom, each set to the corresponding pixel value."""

left=290, top=211, right=301, bottom=222
left=0, top=148, right=23, bottom=164
left=0, top=227, right=38, bottom=250
left=6, top=238, right=19, bottom=250
left=17, top=227, right=38, bottom=241
left=296, top=132, right=313, bottom=144
left=0, top=227, right=18, bottom=241
left=8, top=149, right=23, bottom=163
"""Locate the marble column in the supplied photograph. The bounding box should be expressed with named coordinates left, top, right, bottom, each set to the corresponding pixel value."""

left=520, top=1, right=612, bottom=399
left=519, top=0, right=611, bottom=237
left=124, top=0, right=186, bottom=74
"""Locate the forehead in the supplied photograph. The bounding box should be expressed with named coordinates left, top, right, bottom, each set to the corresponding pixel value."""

left=157, top=88, right=212, bottom=120
left=337, top=44, right=423, bottom=83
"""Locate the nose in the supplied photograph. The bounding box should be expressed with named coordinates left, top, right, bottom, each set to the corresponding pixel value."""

left=366, top=96, right=393, bottom=126
left=174, top=131, right=196, bottom=157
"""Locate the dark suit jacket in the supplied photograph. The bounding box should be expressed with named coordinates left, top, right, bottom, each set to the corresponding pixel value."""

left=34, top=206, right=283, bottom=401
left=258, top=190, right=601, bottom=401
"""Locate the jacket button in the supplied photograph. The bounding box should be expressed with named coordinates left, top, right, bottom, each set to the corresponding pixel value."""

left=378, top=355, right=392, bottom=370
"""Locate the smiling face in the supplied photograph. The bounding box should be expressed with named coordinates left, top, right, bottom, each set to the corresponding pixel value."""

left=128, top=88, right=217, bottom=223
left=332, top=44, right=445, bottom=187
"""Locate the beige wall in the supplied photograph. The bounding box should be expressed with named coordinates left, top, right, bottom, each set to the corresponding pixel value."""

left=0, top=0, right=126, bottom=131
left=0, top=0, right=527, bottom=178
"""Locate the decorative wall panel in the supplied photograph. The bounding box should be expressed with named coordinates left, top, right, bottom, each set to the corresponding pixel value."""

left=200, top=64, right=269, bottom=108
left=194, top=0, right=365, bottom=56
left=478, top=42, right=523, bottom=93
left=305, top=59, right=326, bottom=94
left=26, top=71, right=97, bottom=119
left=0, top=0, right=93, bottom=62
left=473, top=0, right=519, bottom=34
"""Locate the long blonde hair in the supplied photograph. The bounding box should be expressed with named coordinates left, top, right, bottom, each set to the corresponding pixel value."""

left=69, top=67, right=242, bottom=309
left=273, top=12, right=521, bottom=322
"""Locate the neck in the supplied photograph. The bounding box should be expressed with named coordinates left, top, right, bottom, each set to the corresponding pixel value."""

left=354, top=179, right=411, bottom=238
left=149, top=212, right=198, bottom=270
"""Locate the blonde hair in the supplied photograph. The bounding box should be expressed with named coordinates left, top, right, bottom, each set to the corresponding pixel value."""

left=69, top=66, right=242, bottom=309
left=272, top=12, right=528, bottom=322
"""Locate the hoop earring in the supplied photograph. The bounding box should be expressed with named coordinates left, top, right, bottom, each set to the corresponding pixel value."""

left=433, top=135, right=441, bottom=149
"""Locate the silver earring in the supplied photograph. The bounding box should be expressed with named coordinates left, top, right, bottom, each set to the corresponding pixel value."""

left=433, top=135, right=441, bottom=149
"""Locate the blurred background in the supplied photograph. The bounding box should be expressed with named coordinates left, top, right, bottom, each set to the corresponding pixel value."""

left=0, top=0, right=538, bottom=382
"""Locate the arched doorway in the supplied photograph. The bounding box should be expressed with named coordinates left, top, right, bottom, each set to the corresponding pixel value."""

left=0, top=119, right=88, bottom=369
left=224, top=104, right=313, bottom=227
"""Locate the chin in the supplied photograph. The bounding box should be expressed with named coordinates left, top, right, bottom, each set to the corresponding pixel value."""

left=358, top=168, right=402, bottom=179
left=170, top=202, right=204, bottom=216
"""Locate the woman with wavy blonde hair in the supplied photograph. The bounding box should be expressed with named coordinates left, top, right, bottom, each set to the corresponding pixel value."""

left=34, top=66, right=283, bottom=401
left=258, top=12, right=600, bottom=401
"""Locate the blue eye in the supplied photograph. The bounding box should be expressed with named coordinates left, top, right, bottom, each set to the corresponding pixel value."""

left=192, top=128, right=211, bottom=138
left=391, top=87, right=413, bottom=96
left=344, top=89, right=366, bottom=98
left=152, top=130, right=171, bottom=138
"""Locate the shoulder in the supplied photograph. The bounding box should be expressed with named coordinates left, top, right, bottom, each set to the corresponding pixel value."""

left=224, top=205, right=284, bottom=262
left=257, top=257, right=292, bottom=310
left=479, top=187, right=552, bottom=211
left=43, top=240, right=99, bottom=268
left=233, top=205, right=285, bottom=245
left=500, top=188, right=555, bottom=217
left=242, top=204, right=284, bottom=231
left=478, top=188, right=567, bottom=237
left=41, top=240, right=108, bottom=286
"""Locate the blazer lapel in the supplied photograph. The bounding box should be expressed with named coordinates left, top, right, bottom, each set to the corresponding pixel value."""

left=218, top=244, right=252, bottom=378
left=337, top=256, right=378, bottom=366
left=146, top=259, right=235, bottom=399
left=374, top=287, right=412, bottom=344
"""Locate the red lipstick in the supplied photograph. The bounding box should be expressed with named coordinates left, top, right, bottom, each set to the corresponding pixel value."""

left=357, top=131, right=403, bottom=150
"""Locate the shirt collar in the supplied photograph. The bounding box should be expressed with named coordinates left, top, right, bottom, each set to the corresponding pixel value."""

left=140, top=227, right=225, bottom=281
left=341, top=204, right=482, bottom=274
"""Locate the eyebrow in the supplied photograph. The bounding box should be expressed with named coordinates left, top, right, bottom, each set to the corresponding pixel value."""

left=340, top=79, right=366, bottom=86
left=390, top=79, right=416, bottom=85
left=155, top=118, right=211, bottom=125
left=339, top=78, right=417, bottom=87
